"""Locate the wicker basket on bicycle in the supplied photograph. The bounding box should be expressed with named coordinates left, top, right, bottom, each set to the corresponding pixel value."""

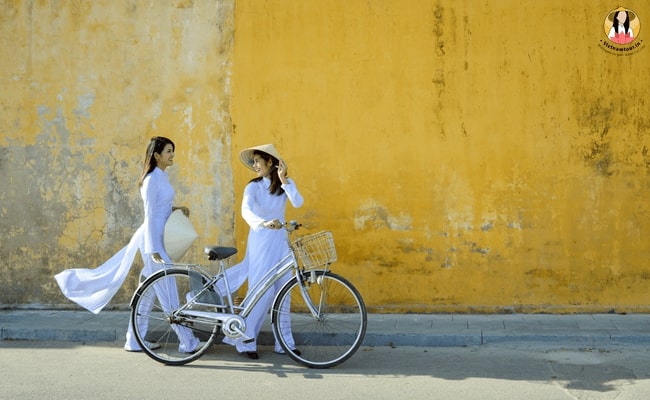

left=291, top=231, right=337, bottom=270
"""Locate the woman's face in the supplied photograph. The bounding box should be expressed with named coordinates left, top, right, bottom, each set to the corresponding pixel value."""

left=155, top=144, right=175, bottom=170
left=617, top=11, right=628, bottom=24
left=252, top=154, right=274, bottom=177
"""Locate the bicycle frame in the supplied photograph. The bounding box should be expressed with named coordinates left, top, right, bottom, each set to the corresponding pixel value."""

left=158, top=233, right=322, bottom=342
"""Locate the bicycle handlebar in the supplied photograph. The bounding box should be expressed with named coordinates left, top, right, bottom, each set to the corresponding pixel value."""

left=285, top=220, right=302, bottom=232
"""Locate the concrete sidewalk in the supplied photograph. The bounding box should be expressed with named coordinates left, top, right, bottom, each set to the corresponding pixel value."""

left=2, top=310, right=650, bottom=347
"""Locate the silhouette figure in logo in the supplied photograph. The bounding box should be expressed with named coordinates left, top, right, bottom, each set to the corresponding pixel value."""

left=608, top=9, right=636, bottom=44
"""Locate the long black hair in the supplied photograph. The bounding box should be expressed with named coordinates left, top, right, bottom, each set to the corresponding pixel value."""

left=250, top=150, right=285, bottom=196
left=138, top=136, right=175, bottom=187
left=613, top=11, right=631, bottom=34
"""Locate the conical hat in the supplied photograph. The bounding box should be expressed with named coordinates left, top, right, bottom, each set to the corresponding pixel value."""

left=239, top=144, right=283, bottom=171
left=164, top=209, right=199, bottom=261
left=607, top=7, right=636, bottom=22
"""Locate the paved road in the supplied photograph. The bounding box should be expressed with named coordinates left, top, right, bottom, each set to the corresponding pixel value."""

left=3, top=310, right=650, bottom=399
left=1, top=340, right=649, bottom=400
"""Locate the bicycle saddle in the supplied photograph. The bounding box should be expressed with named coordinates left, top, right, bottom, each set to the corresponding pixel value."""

left=204, top=246, right=237, bottom=260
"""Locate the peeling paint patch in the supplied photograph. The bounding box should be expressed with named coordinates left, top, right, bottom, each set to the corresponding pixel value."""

left=480, top=221, right=493, bottom=231
left=507, top=221, right=522, bottom=229
left=442, top=249, right=456, bottom=268
left=571, top=90, right=650, bottom=176
left=353, top=199, right=412, bottom=231
left=74, top=93, right=95, bottom=118
left=468, top=241, right=489, bottom=254
left=182, top=104, right=196, bottom=132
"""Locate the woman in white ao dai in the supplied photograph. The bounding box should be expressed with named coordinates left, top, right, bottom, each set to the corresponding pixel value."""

left=55, top=136, right=198, bottom=353
left=222, top=144, right=303, bottom=359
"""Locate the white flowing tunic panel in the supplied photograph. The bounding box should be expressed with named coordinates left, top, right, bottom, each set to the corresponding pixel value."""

left=55, top=167, right=174, bottom=314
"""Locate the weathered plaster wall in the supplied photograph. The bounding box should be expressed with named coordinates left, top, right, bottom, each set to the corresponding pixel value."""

left=230, top=0, right=650, bottom=312
left=2, top=0, right=650, bottom=314
left=0, top=0, right=236, bottom=307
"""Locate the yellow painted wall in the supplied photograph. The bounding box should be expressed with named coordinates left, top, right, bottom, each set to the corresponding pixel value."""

left=0, top=0, right=236, bottom=306
left=2, top=0, right=650, bottom=314
left=230, top=0, right=650, bottom=313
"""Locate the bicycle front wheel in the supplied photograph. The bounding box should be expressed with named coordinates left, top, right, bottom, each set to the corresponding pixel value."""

left=131, top=268, right=218, bottom=365
left=271, top=270, right=367, bottom=369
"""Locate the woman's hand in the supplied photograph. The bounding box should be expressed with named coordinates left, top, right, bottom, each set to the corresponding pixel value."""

left=263, top=219, right=282, bottom=229
left=173, top=206, right=190, bottom=217
left=277, top=159, right=289, bottom=184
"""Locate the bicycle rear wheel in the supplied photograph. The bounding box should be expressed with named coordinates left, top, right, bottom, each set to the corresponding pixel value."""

left=271, top=270, right=367, bottom=369
left=130, top=268, right=219, bottom=365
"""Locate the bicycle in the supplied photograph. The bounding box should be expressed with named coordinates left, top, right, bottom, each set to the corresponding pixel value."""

left=129, top=221, right=367, bottom=369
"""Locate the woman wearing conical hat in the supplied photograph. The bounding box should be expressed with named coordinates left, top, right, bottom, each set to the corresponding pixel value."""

left=222, top=143, right=304, bottom=359
left=608, top=8, right=637, bottom=45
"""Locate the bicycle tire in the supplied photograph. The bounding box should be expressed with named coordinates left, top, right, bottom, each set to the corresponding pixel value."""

left=271, top=270, right=367, bottom=369
left=130, top=268, right=219, bottom=365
